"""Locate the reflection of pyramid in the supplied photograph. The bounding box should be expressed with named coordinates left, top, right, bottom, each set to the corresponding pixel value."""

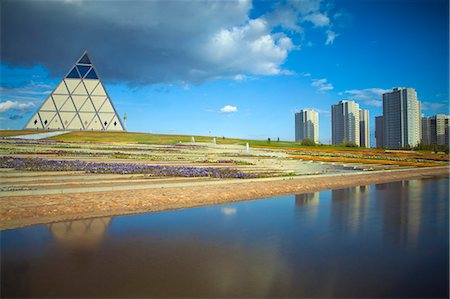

left=24, top=51, right=125, bottom=131
left=48, top=217, right=111, bottom=248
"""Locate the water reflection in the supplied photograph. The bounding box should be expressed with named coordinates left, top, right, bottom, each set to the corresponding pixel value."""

left=220, top=206, right=237, bottom=216
left=329, top=185, right=371, bottom=234
left=377, top=180, right=424, bottom=247
left=48, top=217, right=111, bottom=249
left=1, top=176, right=448, bottom=298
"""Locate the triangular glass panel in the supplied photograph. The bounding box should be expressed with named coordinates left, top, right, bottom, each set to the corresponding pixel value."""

left=85, top=68, right=98, bottom=79
left=84, top=80, right=99, bottom=94
left=99, top=99, right=114, bottom=113
left=25, top=113, right=42, bottom=129
left=72, top=83, right=88, bottom=95
left=38, top=111, right=57, bottom=128
left=77, top=65, right=91, bottom=78
left=91, top=83, right=106, bottom=96
left=66, top=67, right=80, bottom=79
left=40, top=96, right=56, bottom=111
left=67, top=114, right=84, bottom=130
left=79, top=112, right=95, bottom=128
left=59, top=112, right=76, bottom=128
left=47, top=113, right=63, bottom=130
left=60, top=97, right=76, bottom=111
left=108, top=115, right=123, bottom=130
left=54, top=81, right=69, bottom=94
left=72, top=95, right=88, bottom=110
left=78, top=53, right=91, bottom=65
left=90, top=96, right=106, bottom=111
left=98, top=113, right=114, bottom=126
left=52, top=95, right=70, bottom=110
left=88, top=115, right=103, bottom=130
left=79, top=98, right=95, bottom=112
left=64, top=79, right=81, bottom=94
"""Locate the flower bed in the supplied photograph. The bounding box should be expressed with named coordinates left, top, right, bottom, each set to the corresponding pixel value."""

left=0, top=156, right=256, bottom=179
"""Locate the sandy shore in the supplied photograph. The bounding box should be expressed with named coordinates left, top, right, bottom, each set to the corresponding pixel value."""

left=1, top=166, right=448, bottom=230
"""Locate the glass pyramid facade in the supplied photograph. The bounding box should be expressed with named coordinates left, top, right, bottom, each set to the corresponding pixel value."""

left=24, top=51, right=125, bottom=131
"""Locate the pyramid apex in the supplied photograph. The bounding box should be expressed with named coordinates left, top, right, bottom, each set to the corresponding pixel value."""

left=77, top=51, right=92, bottom=65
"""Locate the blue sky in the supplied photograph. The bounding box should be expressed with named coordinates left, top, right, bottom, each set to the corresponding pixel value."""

left=1, top=0, right=448, bottom=144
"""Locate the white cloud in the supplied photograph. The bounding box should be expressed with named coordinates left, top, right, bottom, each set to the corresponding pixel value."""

left=220, top=105, right=238, bottom=113
left=303, top=13, right=330, bottom=27
left=325, top=30, right=337, bottom=45
left=204, top=18, right=294, bottom=76
left=342, top=88, right=390, bottom=107
left=311, top=78, right=334, bottom=92
left=0, top=100, right=35, bottom=113
left=233, top=74, right=247, bottom=81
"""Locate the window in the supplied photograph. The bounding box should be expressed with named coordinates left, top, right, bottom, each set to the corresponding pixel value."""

left=66, top=67, right=80, bottom=79
left=77, top=65, right=91, bottom=77
left=85, top=68, right=98, bottom=79
left=78, top=53, right=91, bottom=64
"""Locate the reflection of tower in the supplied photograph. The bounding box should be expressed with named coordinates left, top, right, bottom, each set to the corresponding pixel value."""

left=48, top=217, right=111, bottom=248
left=295, top=193, right=319, bottom=206
left=381, top=180, right=423, bottom=246
left=295, top=192, right=320, bottom=220
left=331, top=186, right=370, bottom=234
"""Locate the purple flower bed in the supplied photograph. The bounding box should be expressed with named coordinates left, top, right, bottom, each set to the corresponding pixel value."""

left=0, top=156, right=255, bottom=179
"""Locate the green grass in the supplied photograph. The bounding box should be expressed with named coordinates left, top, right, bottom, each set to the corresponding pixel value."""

left=0, top=129, right=374, bottom=150
left=0, top=129, right=403, bottom=152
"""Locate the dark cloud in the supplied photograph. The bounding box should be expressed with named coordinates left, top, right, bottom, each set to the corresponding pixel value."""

left=1, top=0, right=334, bottom=86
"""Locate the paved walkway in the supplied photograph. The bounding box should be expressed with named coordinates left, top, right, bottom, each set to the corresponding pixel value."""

left=6, top=131, right=70, bottom=140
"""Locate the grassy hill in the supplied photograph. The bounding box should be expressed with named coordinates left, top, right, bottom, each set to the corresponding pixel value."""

left=0, top=130, right=372, bottom=151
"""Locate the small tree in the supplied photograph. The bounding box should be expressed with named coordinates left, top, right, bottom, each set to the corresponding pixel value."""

left=300, top=138, right=316, bottom=146
left=341, top=140, right=358, bottom=148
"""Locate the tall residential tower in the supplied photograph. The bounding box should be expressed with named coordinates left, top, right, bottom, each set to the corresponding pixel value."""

left=359, top=109, right=370, bottom=147
left=382, top=87, right=421, bottom=148
left=295, top=109, right=319, bottom=143
left=332, top=100, right=360, bottom=146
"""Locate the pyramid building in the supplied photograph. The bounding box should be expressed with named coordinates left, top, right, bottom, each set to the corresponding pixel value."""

left=25, top=51, right=125, bottom=131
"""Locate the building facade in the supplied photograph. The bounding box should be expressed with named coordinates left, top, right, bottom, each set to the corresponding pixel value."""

left=382, top=87, right=421, bottom=148
left=332, top=100, right=360, bottom=146
left=359, top=109, right=370, bottom=147
left=295, top=109, right=319, bottom=143
left=421, top=116, right=430, bottom=145
left=421, top=114, right=450, bottom=147
left=375, top=116, right=384, bottom=148
left=429, top=114, right=449, bottom=146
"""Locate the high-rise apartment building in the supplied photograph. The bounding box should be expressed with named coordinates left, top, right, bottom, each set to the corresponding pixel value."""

left=421, top=116, right=430, bottom=145
left=420, top=114, right=449, bottom=147
left=332, top=100, right=360, bottom=146
left=295, top=109, right=319, bottom=143
left=382, top=87, right=421, bottom=148
left=375, top=116, right=384, bottom=148
left=359, top=109, right=370, bottom=147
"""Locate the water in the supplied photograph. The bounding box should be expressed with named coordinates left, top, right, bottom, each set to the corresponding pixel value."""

left=1, top=176, right=448, bottom=298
